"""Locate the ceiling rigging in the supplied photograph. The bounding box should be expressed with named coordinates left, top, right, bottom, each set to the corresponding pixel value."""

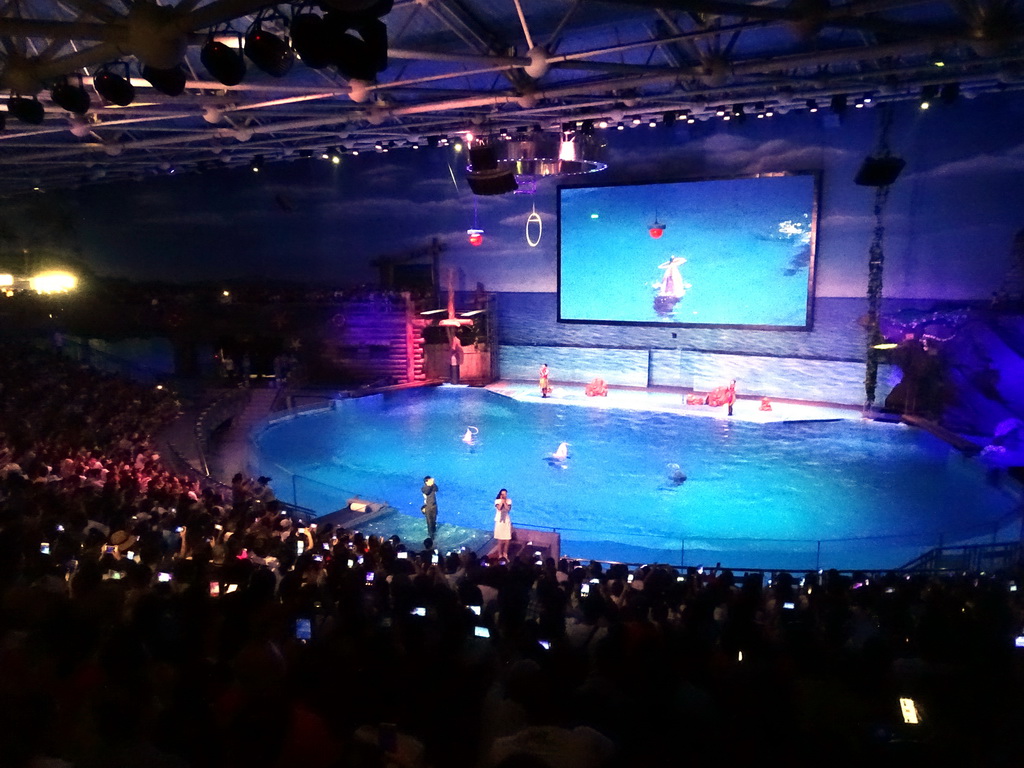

left=0, top=0, right=1020, bottom=196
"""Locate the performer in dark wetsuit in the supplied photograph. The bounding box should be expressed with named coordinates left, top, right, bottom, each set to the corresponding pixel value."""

left=421, top=476, right=438, bottom=539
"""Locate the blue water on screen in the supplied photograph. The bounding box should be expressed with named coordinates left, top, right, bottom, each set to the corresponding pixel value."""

left=559, top=175, right=814, bottom=327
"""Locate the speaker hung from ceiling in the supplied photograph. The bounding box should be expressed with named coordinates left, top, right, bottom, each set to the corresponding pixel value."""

left=854, top=155, right=906, bottom=187
left=467, top=144, right=518, bottom=195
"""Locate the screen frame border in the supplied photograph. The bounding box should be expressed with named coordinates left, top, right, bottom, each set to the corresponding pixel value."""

left=556, top=170, right=821, bottom=332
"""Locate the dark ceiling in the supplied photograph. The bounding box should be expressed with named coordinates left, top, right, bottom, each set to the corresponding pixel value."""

left=0, top=0, right=1021, bottom=197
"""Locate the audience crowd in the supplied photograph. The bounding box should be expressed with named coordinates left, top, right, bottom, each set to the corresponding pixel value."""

left=1, top=341, right=1024, bottom=768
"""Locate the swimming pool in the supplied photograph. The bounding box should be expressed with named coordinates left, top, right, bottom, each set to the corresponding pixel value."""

left=250, top=386, right=1022, bottom=569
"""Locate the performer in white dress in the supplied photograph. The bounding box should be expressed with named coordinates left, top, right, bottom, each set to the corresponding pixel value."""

left=493, top=488, right=513, bottom=560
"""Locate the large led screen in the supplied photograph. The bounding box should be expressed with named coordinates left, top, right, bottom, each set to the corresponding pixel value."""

left=558, top=173, right=818, bottom=329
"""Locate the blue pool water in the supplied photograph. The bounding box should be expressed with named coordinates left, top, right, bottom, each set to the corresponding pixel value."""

left=251, top=387, right=1022, bottom=569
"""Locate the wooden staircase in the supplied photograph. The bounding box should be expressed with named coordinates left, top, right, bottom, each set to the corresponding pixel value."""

left=325, top=293, right=428, bottom=384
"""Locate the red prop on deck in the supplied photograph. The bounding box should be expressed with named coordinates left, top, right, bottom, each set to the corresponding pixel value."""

left=585, top=378, right=608, bottom=397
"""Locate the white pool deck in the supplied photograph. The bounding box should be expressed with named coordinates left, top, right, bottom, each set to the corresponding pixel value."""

left=485, top=380, right=865, bottom=423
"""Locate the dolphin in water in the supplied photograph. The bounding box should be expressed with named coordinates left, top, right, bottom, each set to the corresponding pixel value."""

left=461, top=426, right=479, bottom=445
left=547, top=442, right=569, bottom=463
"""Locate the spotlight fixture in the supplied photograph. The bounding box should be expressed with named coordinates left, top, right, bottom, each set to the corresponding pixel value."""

left=662, top=110, right=676, bottom=126
left=50, top=74, right=91, bottom=115
left=323, top=14, right=388, bottom=81
left=93, top=63, right=135, bottom=106
left=245, top=22, right=295, bottom=78
left=829, top=94, right=847, bottom=114
left=597, top=119, right=608, bottom=129
left=201, top=36, right=247, bottom=86
left=631, top=116, right=642, bottom=126
left=7, top=96, right=45, bottom=125
left=142, top=65, right=187, bottom=96
left=919, top=84, right=938, bottom=110
left=732, top=103, right=745, bottom=122
left=290, top=12, right=334, bottom=69
left=250, top=155, right=264, bottom=172
left=806, top=99, right=819, bottom=112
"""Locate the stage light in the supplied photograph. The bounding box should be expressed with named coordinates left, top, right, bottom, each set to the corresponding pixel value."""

left=201, top=38, right=247, bottom=86
left=854, top=97, right=865, bottom=109
left=648, top=119, right=657, bottom=127
left=662, top=110, right=676, bottom=126
left=597, top=119, right=608, bottom=129
left=323, top=14, right=388, bottom=81
left=93, top=63, right=135, bottom=106
left=29, top=270, right=77, bottom=294
left=806, top=99, right=819, bottom=112
left=8, top=96, right=45, bottom=125
left=616, top=122, right=625, bottom=130
left=467, top=228, right=484, bottom=247
left=142, top=65, right=186, bottom=96
left=830, top=94, right=847, bottom=114
left=631, top=116, right=642, bottom=126
left=245, top=23, right=295, bottom=78
left=250, top=155, right=264, bottom=172
left=0, top=274, right=12, bottom=287
left=919, top=84, right=939, bottom=110
left=290, top=12, right=333, bottom=69
left=50, top=75, right=91, bottom=115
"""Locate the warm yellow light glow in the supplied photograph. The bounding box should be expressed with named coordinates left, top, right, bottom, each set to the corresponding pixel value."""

left=29, top=271, right=77, bottom=293
left=899, top=697, right=920, bottom=724
left=0, top=274, right=12, bottom=287
left=222, top=290, right=230, bottom=297
left=872, top=342, right=898, bottom=350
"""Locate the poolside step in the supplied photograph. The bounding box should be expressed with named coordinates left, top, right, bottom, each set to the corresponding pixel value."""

left=902, top=414, right=982, bottom=454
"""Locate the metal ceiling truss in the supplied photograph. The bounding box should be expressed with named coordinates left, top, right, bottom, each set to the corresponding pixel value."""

left=0, top=0, right=1018, bottom=196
